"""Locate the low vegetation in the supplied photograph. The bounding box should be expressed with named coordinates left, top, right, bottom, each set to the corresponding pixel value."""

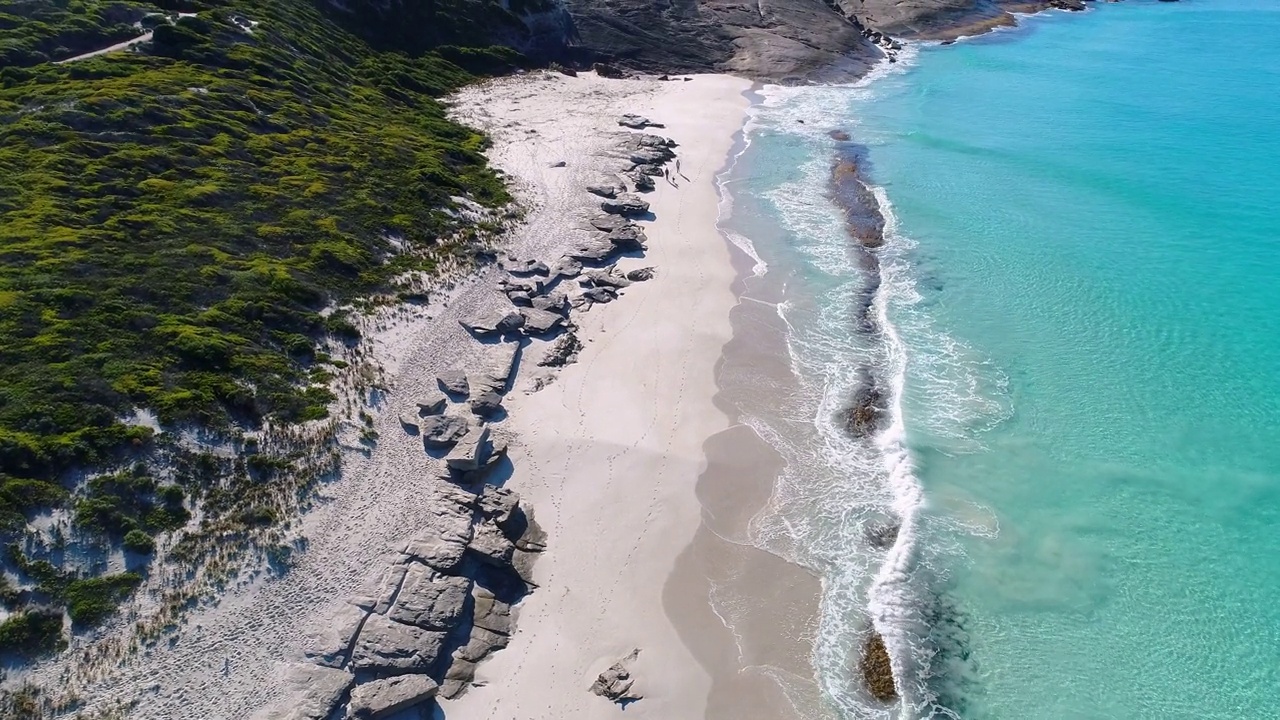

left=0, top=0, right=522, bottom=662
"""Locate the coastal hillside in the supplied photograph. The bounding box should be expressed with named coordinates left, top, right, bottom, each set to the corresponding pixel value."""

left=0, top=0, right=520, bottom=667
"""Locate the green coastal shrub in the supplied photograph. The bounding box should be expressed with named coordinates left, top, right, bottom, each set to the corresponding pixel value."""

left=64, top=573, right=142, bottom=626
left=0, top=608, right=65, bottom=657
left=122, top=529, right=156, bottom=554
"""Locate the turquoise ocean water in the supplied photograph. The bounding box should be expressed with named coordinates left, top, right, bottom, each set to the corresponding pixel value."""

left=721, top=2, right=1280, bottom=718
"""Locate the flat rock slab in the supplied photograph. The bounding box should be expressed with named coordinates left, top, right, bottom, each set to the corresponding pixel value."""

left=520, top=308, right=565, bottom=336
left=445, top=425, right=491, bottom=471
left=250, top=664, right=353, bottom=720
left=416, top=391, right=448, bottom=415
left=459, top=310, right=524, bottom=336
left=601, top=194, right=650, bottom=216
left=501, top=257, right=550, bottom=276
left=401, top=485, right=477, bottom=571
left=469, top=390, right=503, bottom=417
left=348, top=675, right=439, bottom=720
left=607, top=224, right=647, bottom=250
left=419, top=414, right=470, bottom=449
left=388, top=564, right=471, bottom=631
left=437, top=369, right=469, bottom=397
left=350, top=561, right=410, bottom=615
left=302, top=602, right=369, bottom=669
left=586, top=184, right=619, bottom=198
left=530, top=291, right=569, bottom=315
left=617, top=113, right=652, bottom=129
left=349, top=614, right=447, bottom=673
left=469, top=343, right=519, bottom=394
left=471, top=586, right=514, bottom=636
left=567, top=237, right=618, bottom=263
left=586, top=213, right=631, bottom=232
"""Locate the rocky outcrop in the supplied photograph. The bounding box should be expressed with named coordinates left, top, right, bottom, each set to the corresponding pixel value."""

left=600, top=194, right=650, bottom=217
left=418, top=414, right=471, bottom=448
left=437, top=369, right=469, bottom=397
left=346, top=675, right=438, bottom=719
left=860, top=630, right=897, bottom=701
left=250, top=664, right=354, bottom=720
left=459, top=309, right=525, bottom=336
left=590, top=649, right=642, bottom=704
left=350, top=614, right=447, bottom=673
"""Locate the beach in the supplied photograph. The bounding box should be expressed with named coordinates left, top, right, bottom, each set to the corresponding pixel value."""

left=445, top=72, right=824, bottom=720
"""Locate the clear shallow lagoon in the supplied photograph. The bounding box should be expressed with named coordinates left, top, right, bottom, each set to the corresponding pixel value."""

left=725, top=2, right=1280, bottom=717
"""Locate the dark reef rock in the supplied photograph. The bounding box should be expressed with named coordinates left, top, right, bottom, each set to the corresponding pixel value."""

left=860, top=630, right=897, bottom=701
left=830, top=129, right=851, bottom=142
left=832, top=150, right=886, bottom=250
left=864, top=519, right=899, bottom=549
left=842, top=368, right=889, bottom=438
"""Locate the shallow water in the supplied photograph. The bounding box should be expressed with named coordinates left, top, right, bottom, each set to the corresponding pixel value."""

left=720, top=2, right=1280, bottom=717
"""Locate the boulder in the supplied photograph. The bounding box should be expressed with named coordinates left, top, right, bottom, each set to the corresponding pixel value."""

left=617, top=113, right=651, bottom=128
left=607, top=224, right=647, bottom=251
left=302, top=602, right=369, bottom=669
left=601, top=194, right=650, bottom=216
left=419, top=414, right=470, bottom=449
left=468, top=520, right=516, bottom=567
left=586, top=213, right=630, bottom=232
left=567, top=237, right=617, bottom=263
left=628, top=147, right=671, bottom=166
left=501, top=257, right=551, bottom=276
left=249, top=664, right=353, bottom=720
left=457, top=434, right=509, bottom=486
left=437, top=369, right=469, bottom=397
left=388, top=564, right=471, bottom=631
left=470, top=342, right=519, bottom=394
left=580, top=287, right=617, bottom=305
left=398, top=413, right=420, bottom=432
left=477, top=487, right=521, bottom=529
left=625, top=267, right=656, bottom=282
left=508, top=291, right=533, bottom=307
left=538, top=331, right=582, bottom=368
left=591, top=652, right=642, bottom=704
left=469, top=390, right=504, bottom=418
left=349, top=614, right=447, bottom=674
left=454, top=626, right=510, bottom=664
left=471, top=586, right=514, bottom=636
left=415, top=391, right=448, bottom=415
left=520, top=308, right=566, bottom=336
left=445, top=425, right=491, bottom=471
left=585, top=266, right=633, bottom=289
left=459, top=310, right=524, bottom=336
left=400, top=485, right=477, bottom=571
left=627, top=170, right=656, bottom=192
left=440, top=658, right=478, bottom=699
left=531, top=291, right=569, bottom=315
left=349, top=561, right=410, bottom=615
left=586, top=184, right=619, bottom=199
left=555, top=257, right=583, bottom=278
left=595, top=62, right=628, bottom=79
left=347, top=675, right=439, bottom=719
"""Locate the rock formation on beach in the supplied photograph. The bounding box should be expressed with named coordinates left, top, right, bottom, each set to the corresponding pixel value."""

left=861, top=630, right=898, bottom=701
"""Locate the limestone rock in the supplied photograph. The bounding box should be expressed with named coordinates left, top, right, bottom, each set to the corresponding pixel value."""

left=470, top=342, right=520, bottom=394
left=445, top=425, right=491, bottom=471
left=349, top=561, right=410, bottom=615
left=501, top=257, right=549, bottom=276
left=471, top=586, right=514, bottom=636
left=607, top=224, right=647, bottom=251
left=469, top=390, right=504, bottom=418
left=349, top=614, right=447, bottom=673
left=583, top=267, right=632, bottom=289
left=459, top=310, right=524, bottom=336
left=398, top=413, right=419, bottom=432
left=437, top=369, right=469, bottom=397
left=419, top=414, right=470, bottom=449
left=590, top=650, right=642, bottom=704
left=567, top=237, right=617, bottom=263
left=347, top=675, right=438, bottom=719
left=625, top=266, right=656, bottom=282
left=416, top=391, right=448, bottom=415
left=601, top=194, right=650, bottom=216
left=477, top=487, right=520, bottom=529
left=586, top=213, right=630, bottom=232
left=440, top=658, right=478, bottom=699
left=302, top=602, right=369, bottom=669
left=520, top=307, right=566, bottom=336
left=617, top=113, right=652, bottom=129
left=531, top=291, right=569, bottom=315
left=250, top=664, right=353, bottom=720
left=388, top=565, right=471, bottom=631
left=594, top=62, right=628, bottom=78
left=627, top=171, right=655, bottom=192
left=586, top=184, right=619, bottom=199
left=454, top=626, right=510, bottom=663
left=555, top=257, right=583, bottom=278
left=580, top=287, right=617, bottom=305
left=468, top=520, right=516, bottom=568
left=400, top=486, right=477, bottom=571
